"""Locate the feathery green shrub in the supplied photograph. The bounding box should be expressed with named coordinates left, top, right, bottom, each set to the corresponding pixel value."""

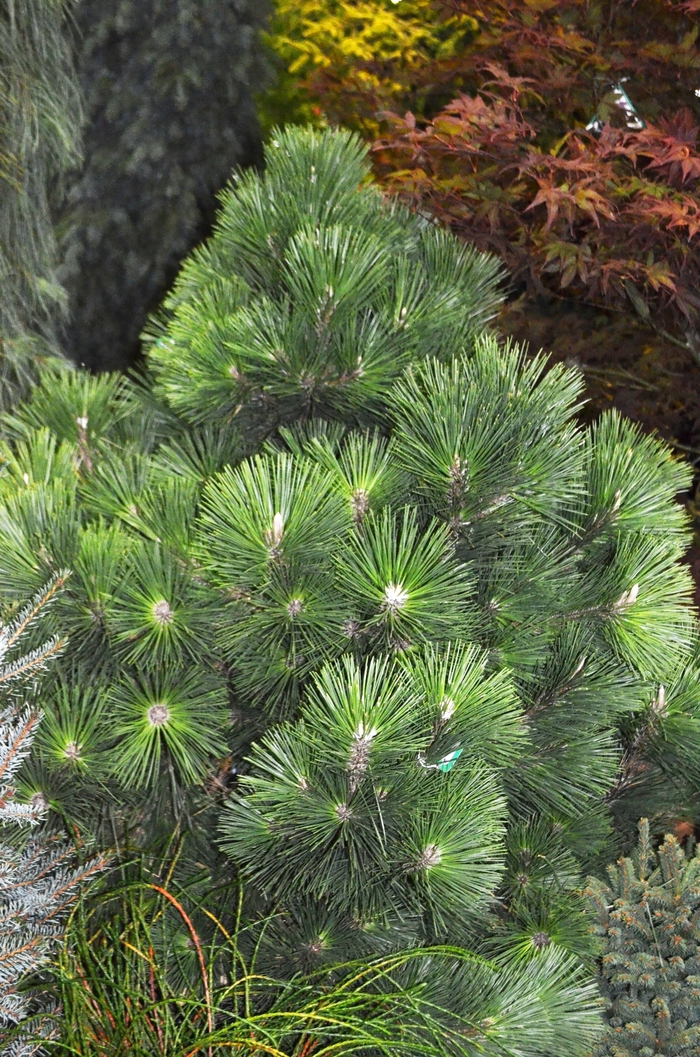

left=0, top=0, right=80, bottom=406
left=46, top=859, right=602, bottom=1057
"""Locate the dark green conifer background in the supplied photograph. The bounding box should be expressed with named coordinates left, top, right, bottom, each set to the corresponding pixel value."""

left=56, top=0, right=270, bottom=372
left=0, top=0, right=81, bottom=403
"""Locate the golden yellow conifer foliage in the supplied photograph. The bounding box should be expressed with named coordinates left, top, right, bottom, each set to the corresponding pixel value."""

left=257, top=0, right=477, bottom=137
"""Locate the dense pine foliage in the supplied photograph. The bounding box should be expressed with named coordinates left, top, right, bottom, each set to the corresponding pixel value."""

left=4, top=0, right=700, bottom=1047
left=0, top=132, right=695, bottom=992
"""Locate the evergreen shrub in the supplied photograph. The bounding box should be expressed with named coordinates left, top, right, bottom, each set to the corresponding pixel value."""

left=0, top=578, right=104, bottom=1056
left=587, top=819, right=700, bottom=1057
left=0, top=127, right=698, bottom=975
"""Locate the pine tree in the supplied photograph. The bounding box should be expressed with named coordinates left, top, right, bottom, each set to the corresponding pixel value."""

left=0, top=0, right=80, bottom=406
left=55, top=0, right=270, bottom=372
left=0, top=577, right=105, bottom=1057
left=586, top=819, right=700, bottom=1057
left=0, top=128, right=697, bottom=976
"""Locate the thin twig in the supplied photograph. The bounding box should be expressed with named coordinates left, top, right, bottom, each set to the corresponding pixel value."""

left=148, top=884, right=213, bottom=1056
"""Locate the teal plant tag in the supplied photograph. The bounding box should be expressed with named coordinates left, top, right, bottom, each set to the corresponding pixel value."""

left=437, top=749, right=462, bottom=773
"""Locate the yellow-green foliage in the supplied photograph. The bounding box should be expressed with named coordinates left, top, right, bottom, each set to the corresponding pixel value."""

left=257, top=0, right=477, bottom=137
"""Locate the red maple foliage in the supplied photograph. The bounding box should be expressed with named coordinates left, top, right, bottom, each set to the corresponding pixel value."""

left=372, top=0, right=700, bottom=352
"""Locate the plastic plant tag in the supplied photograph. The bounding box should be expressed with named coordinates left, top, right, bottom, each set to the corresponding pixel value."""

left=611, top=83, right=644, bottom=130
left=437, top=749, right=462, bottom=773
left=586, top=81, right=644, bottom=134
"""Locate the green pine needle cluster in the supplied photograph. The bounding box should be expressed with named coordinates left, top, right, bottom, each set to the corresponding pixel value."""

left=144, top=127, right=504, bottom=433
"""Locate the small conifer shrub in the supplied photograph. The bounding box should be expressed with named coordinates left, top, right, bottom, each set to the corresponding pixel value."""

left=0, top=128, right=697, bottom=971
left=587, top=819, right=700, bottom=1057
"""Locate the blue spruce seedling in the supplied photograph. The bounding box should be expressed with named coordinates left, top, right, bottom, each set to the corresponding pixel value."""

left=587, top=819, right=700, bottom=1057
left=0, top=578, right=104, bottom=1055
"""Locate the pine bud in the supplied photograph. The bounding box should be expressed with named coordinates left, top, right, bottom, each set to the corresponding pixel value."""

left=348, top=721, right=377, bottom=791
left=266, top=512, right=285, bottom=554
left=614, top=583, right=639, bottom=611
left=650, top=685, right=667, bottom=718
left=415, top=844, right=442, bottom=870
left=152, top=599, right=174, bottom=625
left=439, top=696, right=456, bottom=721
left=29, top=791, right=48, bottom=813
left=147, top=703, right=170, bottom=727
left=448, top=455, right=468, bottom=505
left=382, top=582, right=408, bottom=613
left=350, top=488, right=369, bottom=523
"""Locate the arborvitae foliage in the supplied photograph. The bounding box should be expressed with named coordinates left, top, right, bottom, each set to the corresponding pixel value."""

left=0, top=578, right=105, bottom=1056
left=586, top=819, right=700, bottom=1057
left=0, top=0, right=80, bottom=405
left=55, top=0, right=270, bottom=373
left=0, top=129, right=698, bottom=975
